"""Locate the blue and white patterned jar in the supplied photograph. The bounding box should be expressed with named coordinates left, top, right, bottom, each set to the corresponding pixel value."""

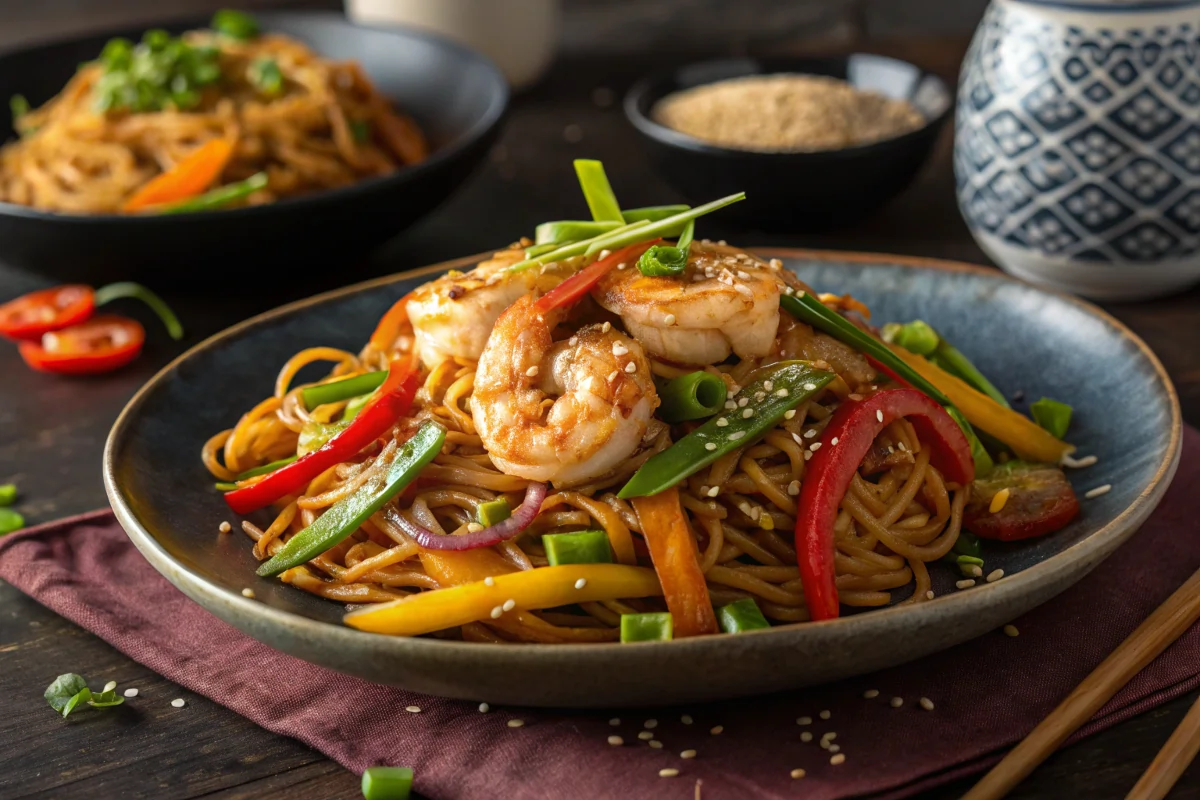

left=955, top=0, right=1200, bottom=300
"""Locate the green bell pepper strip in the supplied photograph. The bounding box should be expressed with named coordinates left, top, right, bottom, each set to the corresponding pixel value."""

left=657, top=371, right=727, bottom=423
left=620, top=612, right=673, bottom=642
left=301, top=371, right=388, bottom=410
left=622, top=204, right=689, bottom=223
left=297, top=420, right=350, bottom=456
left=618, top=360, right=835, bottom=499
left=507, top=193, right=745, bottom=274
left=543, top=530, right=613, bottom=566
left=343, top=392, right=374, bottom=422
left=1030, top=397, right=1073, bottom=439
left=0, top=484, right=16, bottom=506
left=716, top=598, right=771, bottom=633
left=534, top=220, right=621, bottom=245
left=476, top=498, right=511, bottom=528
left=237, top=456, right=298, bottom=482
left=0, top=507, right=24, bottom=535
left=93, top=281, right=184, bottom=341
left=574, top=159, right=624, bottom=222
left=257, top=422, right=446, bottom=576
left=361, top=766, right=414, bottom=800
left=156, top=172, right=268, bottom=214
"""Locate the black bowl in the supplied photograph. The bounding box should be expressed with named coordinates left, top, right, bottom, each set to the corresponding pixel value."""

left=0, top=12, right=508, bottom=283
left=625, top=54, right=952, bottom=230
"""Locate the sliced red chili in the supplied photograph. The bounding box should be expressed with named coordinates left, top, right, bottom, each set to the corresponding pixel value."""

left=0, top=285, right=95, bottom=341
left=224, top=358, right=420, bottom=515
left=17, top=315, right=145, bottom=375
left=794, top=388, right=975, bottom=621
left=533, top=240, right=661, bottom=313
left=964, top=461, right=1079, bottom=541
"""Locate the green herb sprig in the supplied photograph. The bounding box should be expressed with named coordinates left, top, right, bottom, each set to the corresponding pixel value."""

left=44, top=674, right=125, bottom=717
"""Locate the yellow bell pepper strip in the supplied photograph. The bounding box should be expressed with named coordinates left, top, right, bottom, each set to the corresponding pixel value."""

left=344, top=564, right=663, bottom=636
left=631, top=487, right=718, bottom=638
left=122, top=138, right=234, bottom=212
left=419, top=547, right=516, bottom=584
left=888, top=345, right=1073, bottom=464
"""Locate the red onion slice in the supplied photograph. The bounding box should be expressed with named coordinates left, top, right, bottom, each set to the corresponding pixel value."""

left=393, top=482, right=548, bottom=551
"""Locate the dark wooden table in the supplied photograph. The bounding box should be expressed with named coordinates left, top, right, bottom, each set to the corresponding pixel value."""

left=2, top=43, right=1199, bottom=800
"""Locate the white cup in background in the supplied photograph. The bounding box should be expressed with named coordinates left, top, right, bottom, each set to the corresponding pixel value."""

left=346, top=0, right=560, bottom=89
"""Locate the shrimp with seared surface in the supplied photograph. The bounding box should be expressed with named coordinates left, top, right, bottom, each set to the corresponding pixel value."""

left=590, top=241, right=797, bottom=366
left=406, top=247, right=572, bottom=368
left=472, top=294, right=659, bottom=484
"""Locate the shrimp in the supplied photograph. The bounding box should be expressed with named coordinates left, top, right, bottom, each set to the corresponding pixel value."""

left=590, top=240, right=795, bottom=365
left=473, top=294, right=659, bottom=484
left=406, top=247, right=571, bottom=368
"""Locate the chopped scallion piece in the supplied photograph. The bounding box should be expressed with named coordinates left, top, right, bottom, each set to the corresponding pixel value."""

left=657, top=371, right=726, bottom=423
left=248, top=57, right=284, bottom=97
left=212, top=9, right=261, bottom=40
left=622, top=204, right=689, bottom=223
left=0, top=483, right=16, bottom=506
left=155, top=171, right=268, bottom=214
left=361, top=766, right=414, bottom=800
left=1030, top=397, right=1072, bottom=439
left=620, top=612, right=673, bottom=642
left=535, top=220, right=622, bottom=245
left=0, top=508, right=25, bottom=535
left=574, top=159, right=623, bottom=222
left=543, top=530, right=613, bottom=566
left=10, top=94, right=30, bottom=121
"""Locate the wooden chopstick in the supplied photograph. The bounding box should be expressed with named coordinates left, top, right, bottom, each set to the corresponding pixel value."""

left=963, top=565, right=1200, bottom=800
left=1125, top=693, right=1200, bottom=800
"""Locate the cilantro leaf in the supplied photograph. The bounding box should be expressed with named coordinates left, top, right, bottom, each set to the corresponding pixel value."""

left=45, top=673, right=89, bottom=714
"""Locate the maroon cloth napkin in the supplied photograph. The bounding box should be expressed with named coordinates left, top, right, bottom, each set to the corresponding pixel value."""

left=3, top=429, right=1200, bottom=800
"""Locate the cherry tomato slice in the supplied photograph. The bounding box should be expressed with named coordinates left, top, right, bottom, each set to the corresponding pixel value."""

left=17, top=315, right=145, bottom=375
left=964, top=461, right=1080, bottom=541
left=0, top=285, right=95, bottom=341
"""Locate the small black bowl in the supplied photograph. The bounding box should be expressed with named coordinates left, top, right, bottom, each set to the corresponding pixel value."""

left=625, top=54, right=952, bottom=230
left=0, top=12, right=508, bottom=283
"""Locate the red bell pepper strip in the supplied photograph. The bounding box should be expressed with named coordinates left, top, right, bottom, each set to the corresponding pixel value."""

left=17, top=315, right=144, bottom=375
left=794, top=388, right=975, bottom=621
left=533, top=240, right=661, bottom=313
left=224, top=358, right=420, bottom=515
left=631, top=487, right=718, bottom=638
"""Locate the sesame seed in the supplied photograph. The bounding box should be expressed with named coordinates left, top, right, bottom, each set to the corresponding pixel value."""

left=968, top=565, right=983, bottom=578
left=681, top=714, right=693, bottom=724
left=810, top=442, right=822, bottom=452
left=625, top=362, right=637, bottom=374
left=727, top=390, right=736, bottom=399
left=601, top=321, right=612, bottom=333
left=612, top=342, right=628, bottom=356
left=770, top=259, right=783, bottom=269
left=569, top=337, right=579, bottom=346
left=822, top=732, right=837, bottom=742
left=171, top=698, right=186, bottom=708
left=466, top=522, right=484, bottom=533
left=803, top=382, right=817, bottom=391
left=103, top=681, right=117, bottom=693
left=784, top=286, right=795, bottom=295
left=890, top=697, right=903, bottom=708
left=1061, top=453, right=1098, bottom=469
left=863, top=689, right=879, bottom=699
left=737, top=270, right=751, bottom=280
left=804, top=451, right=812, bottom=461
left=710, top=725, right=724, bottom=735
left=717, top=240, right=727, bottom=246
left=738, top=397, right=749, bottom=407
left=608, top=735, right=624, bottom=746
left=705, top=443, right=717, bottom=451
left=831, top=754, right=846, bottom=765
left=829, top=744, right=841, bottom=753
left=649, top=740, right=663, bottom=749
left=800, top=731, right=813, bottom=742
left=664, top=314, right=676, bottom=325
left=241, top=588, right=255, bottom=599
left=218, top=521, right=232, bottom=533
left=1004, top=624, right=1020, bottom=637
left=729, top=431, right=745, bottom=440
left=1085, top=484, right=1112, bottom=499
left=784, top=409, right=796, bottom=419
left=724, top=401, right=737, bottom=410
left=645, top=719, right=658, bottom=729
left=490, top=605, right=503, bottom=618
left=791, top=768, right=807, bottom=779
left=820, top=739, right=830, bottom=750
left=575, top=578, right=588, bottom=589
left=681, top=749, right=697, bottom=759
left=659, top=768, right=680, bottom=778
left=508, top=719, right=525, bottom=728
left=406, top=705, right=421, bottom=713
left=788, top=480, right=800, bottom=496
left=742, top=408, right=753, bottom=418
left=876, top=409, right=884, bottom=423
left=804, top=429, right=817, bottom=438
left=484, top=576, right=495, bottom=587
left=926, top=590, right=935, bottom=600
left=716, top=417, right=729, bottom=427
left=597, top=249, right=611, bottom=259
left=707, top=486, right=720, bottom=497
left=897, top=441, right=907, bottom=451
left=990, top=488, right=1011, bottom=513
left=617, top=262, right=627, bottom=270
left=819, top=710, right=831, bottom=720
left=956, top=579, right=976, bottom=589
left=610, top=717, right=621, bottom=726
left=124, top=688, right=138, bottom=698
left=830, top=437, right=839, bottom=446
left=920, top=697, right=935, bottom=711
left=608, top=370, right=619, bottom=382
left=754, top=391, right=766, bottom=402
left=479, top=702, right=490, bottom=712
left=848, top=394, right=862, bottom=401
left=638, top=731, right=654, bottom=740
left=526, top=366, right=539, bottom=377
left=502, top=599, right=516, bottom=612
left=987, top=569, right=1005, bottom=583
left=763, top=381, right=774, bottom=391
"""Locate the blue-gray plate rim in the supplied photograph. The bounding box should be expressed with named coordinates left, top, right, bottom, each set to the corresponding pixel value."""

left=103, top=248, right=1182, bottom=708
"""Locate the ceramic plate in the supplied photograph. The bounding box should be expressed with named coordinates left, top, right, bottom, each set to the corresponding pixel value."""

left=104, top=250, right=1182, bottom=707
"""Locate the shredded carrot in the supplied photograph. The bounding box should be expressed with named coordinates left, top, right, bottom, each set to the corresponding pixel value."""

left=631, top=487, right=718, bottom=638
left=123, top=139, right=234, bottom=212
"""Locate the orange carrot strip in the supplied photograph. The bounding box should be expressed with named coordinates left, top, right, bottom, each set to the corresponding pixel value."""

left=631, top=487, right=718, bottom=638
left=368, top=292, right=414, bottom=354
left=123, top=139, right=235, bottom=212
